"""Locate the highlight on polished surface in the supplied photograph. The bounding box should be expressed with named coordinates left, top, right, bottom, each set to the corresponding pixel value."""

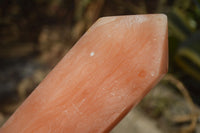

left=0, top=14, right=168, bottom=133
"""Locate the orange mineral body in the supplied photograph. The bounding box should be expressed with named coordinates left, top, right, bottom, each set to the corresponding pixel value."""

left=0, top=14, right=168, bottom=133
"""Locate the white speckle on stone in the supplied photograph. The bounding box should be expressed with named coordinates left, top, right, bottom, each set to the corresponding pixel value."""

left=151, top=71, right=155, bottom=77
left=79, top=98, right=86, bottom=107
left=64, top=109, right=68, bottom=113
left=111, top=92, right=115, bottom=96
left=90, top=52, right=95, bottom=56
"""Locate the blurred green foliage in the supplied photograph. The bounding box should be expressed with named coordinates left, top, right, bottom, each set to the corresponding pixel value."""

left=166, top=0, right=200, bottom=104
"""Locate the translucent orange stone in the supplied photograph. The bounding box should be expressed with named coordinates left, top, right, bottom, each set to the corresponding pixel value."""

left=0, top=14, right=168, bottom=133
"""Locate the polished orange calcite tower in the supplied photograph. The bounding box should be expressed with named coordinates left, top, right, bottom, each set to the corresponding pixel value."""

left=0, top=14, right=168, bottom=133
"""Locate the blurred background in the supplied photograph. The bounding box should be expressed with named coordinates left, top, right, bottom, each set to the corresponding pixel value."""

left=0, top=0, right=200, bottom=132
